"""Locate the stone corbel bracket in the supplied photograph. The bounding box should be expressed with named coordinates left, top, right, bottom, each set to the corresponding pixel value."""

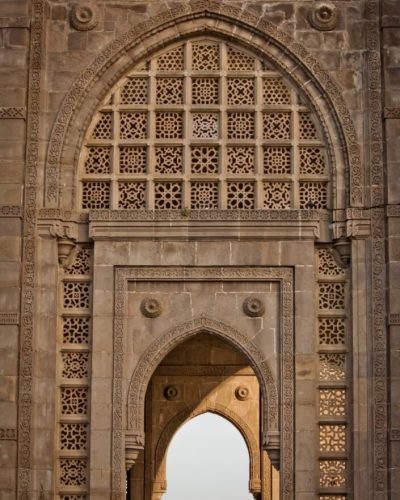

left=49, top=223, right=78, bottom=268
left=333, top=209, right=371, bottom=241
left=125, top=432, right=145, bottom=471
left=262, top=430, right=280, bottom=470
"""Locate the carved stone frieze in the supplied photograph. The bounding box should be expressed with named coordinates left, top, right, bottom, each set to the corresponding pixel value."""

left=387, top=205, right=400, bottom=217
left=0, top=107, right=26, bottom=119
left=17, top=1, right=44, bottom=497
left=0, top=16, right=30, bottom=28
left=0, top=428, right=17, bottom=440
left=0, top=313, right=20, bottom=325
left=0, top=205, right=22, bottom=217
left=384, top=107, right=400, bottom=119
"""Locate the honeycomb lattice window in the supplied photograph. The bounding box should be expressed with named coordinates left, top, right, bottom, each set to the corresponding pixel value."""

left=319, top=425, right=347, bottom=453
left=319, top=460, right=347, bottom=488
left=318, top=249, right=346, bottom=277
left=66, top=247, right=91, bottom=276
left=318, top=283, right=345, bottom=310
left=319, top=389, right=346, bottom=417
left=63, top=282, right=91, bottom=309
left=319, top=354, right=346, bottom=382
left=62, top=317, right=90, bottom=344
left=61, top=352, right=89, bottom=379
left=59, top=458, right=87, bottom=486
left=60, top=423, right=88, bottom=451
left=318, top=317, right=346, bottom=346
left=61, top=387, right=88, bottom=415
left=79, top=39, right=330, bottom=210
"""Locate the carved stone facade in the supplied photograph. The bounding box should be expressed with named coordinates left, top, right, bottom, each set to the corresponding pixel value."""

left=0, top=1, right=398, bottom=499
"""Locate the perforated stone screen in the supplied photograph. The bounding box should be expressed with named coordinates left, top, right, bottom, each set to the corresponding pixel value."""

left=79, top=39, right=330, bottom=210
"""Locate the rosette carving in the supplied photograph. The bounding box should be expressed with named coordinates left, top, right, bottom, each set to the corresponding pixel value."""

left=235, top=386, right=250, bottom=401
left=243, top=297, right=265, bottom=317
left=308, top=2, right=338, bottom=31
left=140, top=298, right=162, bottom=318
left=70, top=2, right=99, bottom=31
left=164, top=385, right=179, bottom=401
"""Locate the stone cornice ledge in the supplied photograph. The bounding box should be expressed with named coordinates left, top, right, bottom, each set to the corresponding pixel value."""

left=88, top=209, right=330, bottom=241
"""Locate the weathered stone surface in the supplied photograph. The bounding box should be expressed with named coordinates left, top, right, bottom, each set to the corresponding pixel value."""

left=0, top=0, right=397, bottom=498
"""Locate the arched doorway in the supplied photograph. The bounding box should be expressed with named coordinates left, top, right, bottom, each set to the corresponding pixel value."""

left=162, top=412, right=254, bottom=500
left=127, top=331, right=278, bottom=500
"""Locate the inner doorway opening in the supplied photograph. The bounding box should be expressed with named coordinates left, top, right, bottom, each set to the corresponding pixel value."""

left=128, top=332, right=279, bottom=499
left=162, top=412, right=254, bottom=500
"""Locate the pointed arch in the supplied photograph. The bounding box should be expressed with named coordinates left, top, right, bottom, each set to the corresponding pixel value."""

left=154, top=403, right=262, bottom=495
left=127, top=316, right=278, bottom=440
left=45, top=0, right=362, bottom=209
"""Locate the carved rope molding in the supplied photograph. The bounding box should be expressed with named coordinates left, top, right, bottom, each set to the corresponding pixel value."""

left=366, top=1, right=388, bottom=497
left=17, top=0, right=44, bottom=497
left=0, top=107, right=26, bottom=119
left=113, top=267, right=294, bottom=500
left=45, top=0, right=362, bottom=207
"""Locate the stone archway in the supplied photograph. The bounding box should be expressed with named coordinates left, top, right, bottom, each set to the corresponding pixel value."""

left=112, top=265, right=294, bottom=499
left=126, top=316, right=278, bottom=441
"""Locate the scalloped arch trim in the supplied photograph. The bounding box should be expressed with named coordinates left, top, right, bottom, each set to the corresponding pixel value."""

left=127, top=316, right=278, bottom=442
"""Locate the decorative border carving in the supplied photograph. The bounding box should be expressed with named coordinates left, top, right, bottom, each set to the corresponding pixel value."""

left=0, top=205, right=22, bottom=217
left=387, top=205, right=400, bottom=217
left=366, top=0, right=388, bottom=496
left=371, top=208, right=387, bottom=497
left=89, top=209, right=328, bottom=222
left=0, top=17, right=30, bottom=28
left=113, top=266, right=294, bottom=499
left=154, top=403, right=261, bottom=492
left=128, top=316, right=278, bottom=433
left=0, top=107, right=26, bottom=119
left=0, top=313, right=20, bottom=325
left=45, top=0, right=362, bottom=207
left=384, top=107, right=400, bottom=119
left=0, top=428, right=17, bottom=440
left=17, top=1, right=44, bottom=497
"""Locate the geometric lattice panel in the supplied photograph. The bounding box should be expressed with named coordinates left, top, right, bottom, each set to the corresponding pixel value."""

left=79, top=39, right=330, bottom=210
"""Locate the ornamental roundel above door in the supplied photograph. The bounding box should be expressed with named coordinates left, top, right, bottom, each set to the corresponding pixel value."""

left=78, top=38, right=331, bottom=212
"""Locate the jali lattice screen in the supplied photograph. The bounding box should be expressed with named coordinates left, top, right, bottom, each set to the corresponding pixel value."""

left=78, top=39, right=330, bottom=210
